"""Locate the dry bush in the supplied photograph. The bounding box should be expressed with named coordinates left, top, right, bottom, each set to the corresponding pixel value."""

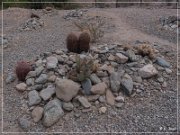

left=135, top=44, right=156, bottom=59
left=74, top=16, right=105, bottom=43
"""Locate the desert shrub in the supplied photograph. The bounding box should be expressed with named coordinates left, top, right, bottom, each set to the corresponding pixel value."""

left=135, top=44, right=156, bottom=59
left=15, top=61, right=32, bottom=81
left=68, top=54, right=98, bottom=82
left=74, top=16, right=105, bottom=43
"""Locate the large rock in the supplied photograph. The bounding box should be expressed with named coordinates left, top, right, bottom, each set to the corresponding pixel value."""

left=40, top=85, right=55, bottom=101
left=46, top=56, right=58, bottom=69
left=43, top=99, right=64, bottom=127
left=115, top=53, right=128, bottom=63
left=55, top=78, right=80, bottom=102
left=156, top=57, right=171, bottom=68
left=139, top=64, right=158, bottom=78
left=91, top=82, right=107, bottom=95
left=28, top=90, right=41, bottom=106
left=110, top=72, right=121, bottom=92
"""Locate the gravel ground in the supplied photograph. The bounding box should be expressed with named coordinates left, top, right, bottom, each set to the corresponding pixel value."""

left=1, top=7, right=179, bottom=134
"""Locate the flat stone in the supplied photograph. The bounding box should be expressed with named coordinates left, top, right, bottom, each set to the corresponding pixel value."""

left=90, top=73, right=101, bottom=84
left=28, top=90, right=41, bottom=106
left=156, top=57, right=170, bottom=68
left=46, top=56, right=58, bottom=69
left=40, top=85, right=55, bottom=101
left=16, top=83, right=27, bottom=91
left=43, top=99, right=64, bottom=127
left=91, top=82, right=107, bottom=95
left=139, top=64, right=158, bottom=79
left=78, top=96, right=91, bottom=108
left=31, top=107, right=44, bottom=122
left=55, top=78, right=80, bottom=102
left=106, top=90, right=115, bottom=106
left=115, top=53, right=128, bottom=63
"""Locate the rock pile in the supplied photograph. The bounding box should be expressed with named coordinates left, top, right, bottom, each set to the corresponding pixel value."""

left=159, top=16, right=179, bottom=31
left=63, top=9, right=88, bottom=20
left=18, top=17, right=44, bottom=31
left=12, top=43, right=173, bottom=129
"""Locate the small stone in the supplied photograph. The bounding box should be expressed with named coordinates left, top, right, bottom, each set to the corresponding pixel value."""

left=48, top=75, right=57, bottom=82
left=157, top=77, right=164, bottom=83
left=115, top=96, right=125, bottom=102
left=26, top=71, right=36, bottom=79
left=96, top=71, right=108, bottom=77
left=115, top=53, right=128, bottom=63
left=99, top=64, right=114, bottom=74
left=18, top=116, right=31, bottom=131
left=43, top=99, right=64, bottom=127
left=46, top=56, right=58, bottom=69
left=115, top=102, right=124, bottom=108
left=132, top=76, right=142, bottom=83
left=125, top=50, right=138, bottom=62
left=28, top=90, right=41, bottom=106
left=62, top=102, right=74, bottom=111
left=81, top=79, right=92, bottom=95
left=26, top=78, right=34, bottom=86
left=40, top=85, right=55, bottom=101
left=99, top=107, right=107, bottom=114
left=56, top=55, right=64, bottom=63
left=139, top=64, right=158, bottom=79
left=106, top=90, right=115, bottom=106
left=98, top=95, right=106, bottom=103
left=35, top=59, right=43, bottom=67
left=55, top=78, right=80, bottom=102
left=121, top=77, right=133, bottom=96
left=16, top=83, right=27, bottom=91
left=31, top=107, right=43, bottom=122
left=32, top=84, right=43, bottom=91
left=35, top=66, right=44, bottom=77
left=35, top=74, right=47, bottom=84
left=87, top=95, right=100, bottom=102
left=91, top=82, right=107, bottom=95
left=90, top=73, right=101, bottom=84
left=165, top=68, right=172, bottom=74
left=162, top=82, right=167, bottom=88
left=6, top=72, right=16, bottom=84
left=156, top=57, right=170, bottom=68
left=78, top=96, right=91, bottom=108
left=108, top=54, right=115, bottom=61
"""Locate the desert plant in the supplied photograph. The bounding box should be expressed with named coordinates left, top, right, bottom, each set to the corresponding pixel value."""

left=15, top=61, right=32, bottom=81
left=66, top=32, right=79, bottom=53
left=68, top=54, right=98, bottom=82
left=74, top=16, right=105, bottom=42
left=78, top=30, right=91, bottom=53
left=135, top=44, right=156, bottom=59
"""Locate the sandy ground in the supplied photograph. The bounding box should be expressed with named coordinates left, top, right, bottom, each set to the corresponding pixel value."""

left=0, top=7, right=179, bottom=133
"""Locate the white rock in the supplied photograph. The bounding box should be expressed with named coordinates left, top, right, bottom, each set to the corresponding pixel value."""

left=139, top=64, right=158, bottom=78
left=16, top=83, right=27, bottom=91
left=46, top=56, right=58, bottom=69
left=115, top=53, right=128, bottom=63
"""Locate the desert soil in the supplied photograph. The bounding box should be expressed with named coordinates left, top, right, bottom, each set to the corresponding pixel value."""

left=0, top=7, right=179, bottom=134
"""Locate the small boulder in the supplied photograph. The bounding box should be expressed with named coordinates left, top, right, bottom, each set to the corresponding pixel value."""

left=78, top=96, right=91, bottom=108
left=62, top=102, right=74, bottom=111
left=16, top=83, right=27, bottom=91
left=106, top=90, right=115, bottom=106
left=31, top=107, right=44, bottom=122
left=55, top=78, right=80, bottom=102
left=115, top=53, right=128, bottom=63
left=91, top=82, right=107, bottom=95
left=35, top=74, right=47, bottom=84
left=46, top=56, right=58, bottom=69
left=28, top=90, right=41, bottom=106
left=39, top=85, right=55, bottom=101
left=139, top=64, right=158, bottom=79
